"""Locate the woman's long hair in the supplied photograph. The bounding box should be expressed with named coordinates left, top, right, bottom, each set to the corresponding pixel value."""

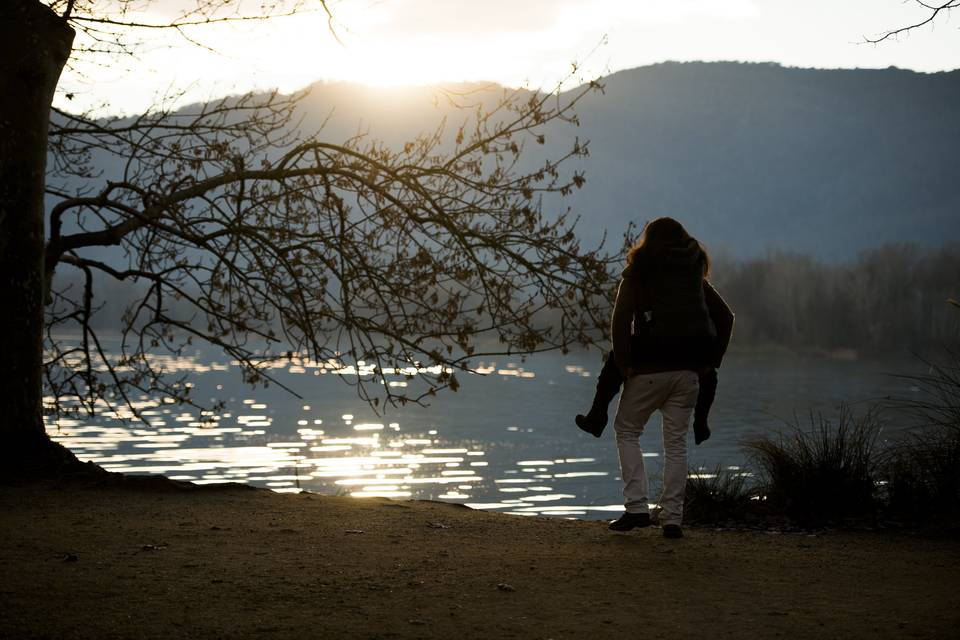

left=626, top=216, right=711, bottom=278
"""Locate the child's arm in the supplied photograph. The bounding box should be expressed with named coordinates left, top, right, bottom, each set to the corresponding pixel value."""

left=704, top=281, right=734, bottom=368
left=611, top=277, right=636, bottom=377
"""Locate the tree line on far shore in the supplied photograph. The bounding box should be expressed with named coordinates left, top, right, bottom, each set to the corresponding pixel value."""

left=64, top=241, right=959, bottom=357
left=711, top=243, right=960, bottom=354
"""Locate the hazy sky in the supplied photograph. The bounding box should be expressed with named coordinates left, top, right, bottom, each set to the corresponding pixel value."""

left=60, top=0, right=960, bottom=115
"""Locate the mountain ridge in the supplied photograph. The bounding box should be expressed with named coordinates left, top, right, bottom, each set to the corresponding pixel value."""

left=552, top=61, right=960, bottom=258
left=54, top=61, right=960, bottom=260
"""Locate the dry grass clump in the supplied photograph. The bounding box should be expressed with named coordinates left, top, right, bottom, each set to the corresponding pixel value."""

left=881, top=350, right=960, bottom=521
left=741, top=407, right=881, bottom=526
left=684, top=465, right=754, bottom=524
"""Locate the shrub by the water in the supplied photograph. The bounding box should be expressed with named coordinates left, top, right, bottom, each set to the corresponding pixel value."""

left=742, top=407, right=881, bottom=525
left=684, top=465, right=754, bottom=524
left=880, top=429, right=960, bottom=521
left=890, top=349, right=960, bottom=432
left=693, top=337, right=959, bottom=528
left=880, top=350, right=960, bottom=521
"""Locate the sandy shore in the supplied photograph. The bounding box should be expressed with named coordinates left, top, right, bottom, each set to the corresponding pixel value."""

left=1, top=476, right=957, bottom=639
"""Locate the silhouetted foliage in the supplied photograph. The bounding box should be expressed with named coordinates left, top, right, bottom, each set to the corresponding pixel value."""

left=743, top=407, right=881, bottom=525
left=712, top=244, right=960, bottom=353
left=29, top=2, right=614, bottom=423
left=881, top=346, right=960, bottom=520
left=692, top=330, right=960, bottom=528
left=881, top=428, right=960, bottom=521
left=867, top=1, right=960, bottom=43
left=684, top=465, right=755, bottom=524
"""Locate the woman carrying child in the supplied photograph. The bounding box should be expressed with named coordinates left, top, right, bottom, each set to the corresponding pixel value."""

left=576, top=217, right=733, bottom=539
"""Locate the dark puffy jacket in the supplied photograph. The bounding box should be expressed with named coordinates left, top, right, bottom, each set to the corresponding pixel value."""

left=612, top=239, right=731, bottom=373
left=632, top=240, right=715, bottom=340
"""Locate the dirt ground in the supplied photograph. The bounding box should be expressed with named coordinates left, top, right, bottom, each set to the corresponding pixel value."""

left=1, top=477, right=957, bottom=639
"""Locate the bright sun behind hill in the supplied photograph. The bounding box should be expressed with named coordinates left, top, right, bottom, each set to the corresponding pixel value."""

left=58, top=1, right=960, bottom=118
left=255, top=10, right=563, bottom=90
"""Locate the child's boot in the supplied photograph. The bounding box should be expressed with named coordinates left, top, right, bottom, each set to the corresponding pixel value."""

left=575, top=404, right=607, bottom=438
left=575, top=353, right=624, bottom=438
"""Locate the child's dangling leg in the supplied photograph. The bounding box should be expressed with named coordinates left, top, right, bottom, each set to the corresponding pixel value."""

left=693, top=368, right=718, bottom=445
left=575, top=352, right=623, bottom=437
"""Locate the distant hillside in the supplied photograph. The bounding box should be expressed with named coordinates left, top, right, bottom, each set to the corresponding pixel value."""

left=54, top=62, right=960, bottom=261
left=558, top=62, right=960, bottom=258
left=293, top=62, right=960, bottom=259
left=48, top=63, right=960, bottom=339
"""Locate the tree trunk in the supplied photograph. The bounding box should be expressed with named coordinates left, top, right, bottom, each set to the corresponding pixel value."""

left=0, top=0, right=75, bottom=469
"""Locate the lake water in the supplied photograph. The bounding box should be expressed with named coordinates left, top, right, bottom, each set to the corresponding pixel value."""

left=45, top=348, right=925, bottom=519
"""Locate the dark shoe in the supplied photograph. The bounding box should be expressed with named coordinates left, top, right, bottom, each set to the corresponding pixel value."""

left=575, top=409, right=607, bottom=438
left=662, top=524, right=683, bottom=539
left=693, top=419, right=711, bottom=445
left=608, top=512, right=651, bottom=531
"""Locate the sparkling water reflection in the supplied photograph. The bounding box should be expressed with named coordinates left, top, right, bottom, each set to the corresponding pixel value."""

left=45, top=347, right=922, bottom=518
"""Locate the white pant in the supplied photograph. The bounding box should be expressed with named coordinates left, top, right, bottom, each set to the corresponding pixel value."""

left=613, top=370, right=699, bottom=526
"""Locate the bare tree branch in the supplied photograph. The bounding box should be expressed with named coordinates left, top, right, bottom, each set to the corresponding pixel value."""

left=866, top=0, right=960, bottom=43
left=44, top=53, right=615, bottom=421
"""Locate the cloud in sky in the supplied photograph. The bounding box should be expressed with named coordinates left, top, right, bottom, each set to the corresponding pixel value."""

left=364, top=0, right=758, bottom=35
left=58, top=0, right=960, bottom=116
